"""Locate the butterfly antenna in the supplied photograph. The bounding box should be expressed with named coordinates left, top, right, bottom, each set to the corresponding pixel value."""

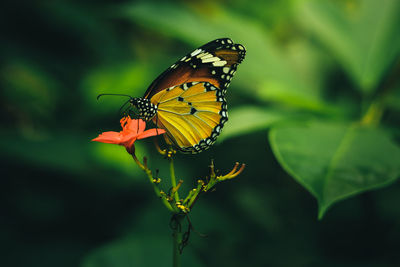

left=97, top=93, right=133, bottom=100
left=118, top=99, right=131, bottom=115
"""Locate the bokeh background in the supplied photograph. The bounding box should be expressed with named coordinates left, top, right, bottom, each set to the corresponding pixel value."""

left=1, top=0, right=400, bottom=266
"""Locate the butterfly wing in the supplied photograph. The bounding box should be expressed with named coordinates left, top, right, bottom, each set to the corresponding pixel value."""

left=143, top=38, right=246, bottom=99
left=150, top=82, right=227, bottom=153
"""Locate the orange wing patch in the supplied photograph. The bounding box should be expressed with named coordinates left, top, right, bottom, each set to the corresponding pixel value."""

left=143, top=38, right=246, bottom=99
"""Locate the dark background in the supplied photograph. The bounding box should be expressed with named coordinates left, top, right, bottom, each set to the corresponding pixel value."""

left=1, top=0, right=400, bottom=266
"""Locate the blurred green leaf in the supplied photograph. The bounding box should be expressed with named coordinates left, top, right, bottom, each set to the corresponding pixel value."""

left=298, top=0, right=400, bottom=93
left=1, top=60, right=60, bottom=118
left=0, top=131, right=144, bottom=182
left=269, top=121, right=400, bottom=219
left=234, top=186, right=282, bottom=233
left=219, top=106, right=287, bottom=142
left=385, top=83, right=400, bottom=111
left=90, top=142, right=146, bottom=178
left=257, top=80, right=334, bottom=112
left=81, top=63, right=152, bottom=116
left=40, top=0, right=122, bottom=60
left=81, top=236, right=169, bottom=267
left=0, top=131, right=91, bottom=173
left=81, top=236, right=203, bottom=267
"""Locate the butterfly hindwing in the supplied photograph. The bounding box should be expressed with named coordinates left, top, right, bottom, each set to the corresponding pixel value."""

left=143, top=38, right=246, bottom=99
left=151, top=82, right=228, bottom=153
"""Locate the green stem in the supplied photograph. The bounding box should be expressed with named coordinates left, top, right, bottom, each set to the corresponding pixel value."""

left=131, top=154, right=174, bottom=212
left=187, top=181, right=204, bottom=209
left=172, top=215, right=184, bottom=267
left=169, top=157, right=180, bottom=202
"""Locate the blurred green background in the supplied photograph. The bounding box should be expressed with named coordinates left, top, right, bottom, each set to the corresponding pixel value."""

left=1, top=0, right=400, bottom=266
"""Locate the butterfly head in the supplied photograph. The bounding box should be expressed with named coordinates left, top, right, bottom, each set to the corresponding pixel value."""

left=129, top=97, right=158, bottom=121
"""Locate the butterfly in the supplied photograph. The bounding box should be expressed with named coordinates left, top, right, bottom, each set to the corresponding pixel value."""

left=131, top=38, right=246, bottom=154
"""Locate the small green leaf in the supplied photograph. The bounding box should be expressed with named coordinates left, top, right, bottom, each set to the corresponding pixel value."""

left=269, top=121, right=400, bottom=219
left=298, top=0, right=400, bottom=93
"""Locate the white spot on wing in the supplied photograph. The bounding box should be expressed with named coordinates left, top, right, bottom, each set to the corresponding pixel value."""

left=212, top=60, right=227, bottom=67
left=223, top=67, right=229, bottom=73
left=201, top=57, right=221, bottom=63
left=197, top=53, right=212, bottom=59
left=190, top=49, right=202, bottom=57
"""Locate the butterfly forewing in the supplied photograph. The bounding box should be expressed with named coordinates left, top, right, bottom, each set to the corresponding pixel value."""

left=143, top=38, right=246, bottom=99
left=151, top=82, right=227, bottom=153
left=139, top=38, right=245, bottom=153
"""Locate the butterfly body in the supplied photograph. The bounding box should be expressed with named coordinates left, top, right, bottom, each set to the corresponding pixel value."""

left=132, top=38, right=246, bottom=154
left=130, top=98, right=157, bottom=121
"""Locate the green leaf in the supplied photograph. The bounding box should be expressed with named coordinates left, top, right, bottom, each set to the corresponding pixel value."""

left=269, top=121, right=400, bottom=219
left=298, top=0, right=400, bottom=93
left=219, top=106, right=287, bottom=142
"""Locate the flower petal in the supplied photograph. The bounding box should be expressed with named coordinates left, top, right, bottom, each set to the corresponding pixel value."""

left=137, top=128, right=166, bottom=140
left=120, top=116, right=130, bottom=130
left=137, top=119, right=147, bottom=134
left=126, top=118, right=146, bottom=134
left=92, top=131, right=122, bottom=144
left=92, top=116, right=164, bottom=154
left=119, top=132, right=139, bottom=144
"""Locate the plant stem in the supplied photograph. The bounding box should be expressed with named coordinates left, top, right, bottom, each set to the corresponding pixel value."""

left=169, top=157, right=180, bottom=202
left=172, top=214, right=184, bottom=267
left=131, top=153, right=175, bottom=212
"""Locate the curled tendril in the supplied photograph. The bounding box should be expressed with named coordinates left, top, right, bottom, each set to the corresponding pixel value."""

left=169, top=214, right=182, bottom=232
left=180, top=225, right=191, bottom=254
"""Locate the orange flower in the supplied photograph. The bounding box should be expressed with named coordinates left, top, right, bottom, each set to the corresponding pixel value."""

left=92, top=116, right=165, bottom=153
